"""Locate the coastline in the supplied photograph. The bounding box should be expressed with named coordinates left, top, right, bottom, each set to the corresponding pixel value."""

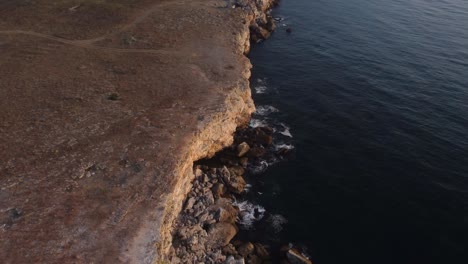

left=7, top=0, right=467, bottom=263
left=160, top=0, right=286, bottom=262
left=1, top=0, right=283, bottom=263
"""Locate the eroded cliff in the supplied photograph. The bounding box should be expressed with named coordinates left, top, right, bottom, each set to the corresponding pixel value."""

left=0, top=0, right=276, bottom=263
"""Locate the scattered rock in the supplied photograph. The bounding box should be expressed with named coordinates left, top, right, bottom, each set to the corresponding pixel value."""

left=225, top=255, right=246, bottom=264
left=220, top=166, right=231, bottom=182
left=254, top=128, right=273, bottom=145
left=211, top=198, right=238, bottom=223
left=248, top=147, right=266, bottom=158
left=203, top=190, right=215, bottom=206
left=207, top=222, right=238, bottom=248
left=212, top=183, right=227, bottom=199
left=237, top=142, right=250, bottom=157
left=169, top=4, right=296, bottom=258
left=286, top=27, right=292, bottom=33
left=254, top=243, right=270, bottom=260
left=203, top=174, right=210, bottom=183
left=194, top=167, right=203, bottom=177
left=222, top=243, right=238, bottom=256
left=226, top=174, right=247, bottom=194
left=228, top=165, right=245, bottom=177
left=286, top=249, right=313, bottom=264
left=184, top=197, right=196, bottom=210
left=237, top=242, right=255, bottom=257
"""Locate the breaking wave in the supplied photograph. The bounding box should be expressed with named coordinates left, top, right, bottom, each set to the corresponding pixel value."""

left=250, top=118, right=269, bottom=128
left=256, top=105, right=279, bottom=116
left=279, top=123, right=293, bottom=138
left=233, top=200, right=266, bottom=229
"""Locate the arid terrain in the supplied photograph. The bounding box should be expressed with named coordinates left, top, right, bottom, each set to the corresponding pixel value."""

left=0, top=0, right=267, bottom=262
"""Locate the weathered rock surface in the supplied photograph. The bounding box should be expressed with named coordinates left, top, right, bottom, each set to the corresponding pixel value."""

left=169, top=167, right=244, bottom=263
left=169, top=125, right=284, bottom=263
left=208, top=222, right=239, bottom=248
left=237, top=142, right=251, bottom=157
left=226, top=174, right=248, bottom=194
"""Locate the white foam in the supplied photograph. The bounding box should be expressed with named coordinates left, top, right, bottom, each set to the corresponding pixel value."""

left=249, top=118, right=268, bottom=128
left=254, top=85, right=268, bottom=94
left=256, top=105, right=279, bottom=116
left=275, top=144, right=295, bottom=150
left=268, top=214, right=288, bottom=233
left=251, top=160, right=270, bottom=174
left=233, top=201, right=266, bottom=229
left=279, top=123, right=293, bottom=138
left=244, top=183, right=252, bottom=192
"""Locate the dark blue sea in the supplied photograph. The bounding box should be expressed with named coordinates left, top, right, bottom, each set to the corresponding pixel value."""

left=245, top=0, right=468, bottom=263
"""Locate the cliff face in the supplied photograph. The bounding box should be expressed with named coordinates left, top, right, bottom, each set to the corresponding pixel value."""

left=0, top=0, right=275, bottom=263
left=158, top=0, right=279, bottom=261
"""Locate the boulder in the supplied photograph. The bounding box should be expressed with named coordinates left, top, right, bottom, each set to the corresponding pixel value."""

left=256, top=126, right=274, bottom=134
left=228, top=165, right=245, bottom=177
left=222, top=243, right=238, bottom=256
left=202, top=190, right=215, bottom=206
left=220, top=166, right=231, bottom=182
left=237, top=142, right=250, bottom=157
left=207, top=222, right=238, bottom=248
left=203, top=174, right=210, bottom=183
left=177, top=225, right=204, bottom=240
left=214, top=207, right=236, bottom=223
left=225, top=256, right=245, bottom=264
left=286, top=249, right=313, bottom=264
left=212, top=183, right=227, bottom=199
left=254, top=128, right=273, bottom=146
left=254, top=243, right=270, bottom=259
left=247, top=147, right=266, bottom=158
left=184, top=197, right=196, bottom=210
left=265, top=16, right=276, bottom=32
left=226, top=174, right=247, bottom=194
left=194, top=167, right=203, bottom=177
left=211, top=198, right=238, bottom=223
left=237, top=242, right=255, bottom=257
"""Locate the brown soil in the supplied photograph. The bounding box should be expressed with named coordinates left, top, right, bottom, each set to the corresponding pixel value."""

left=0, top=0, right=257, bottom=263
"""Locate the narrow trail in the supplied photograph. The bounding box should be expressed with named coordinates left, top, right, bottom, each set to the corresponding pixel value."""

left=0, top=0, right=195, bottom=55
left=0, top=30, right=174, bottom=55
left=72, top=0, right=190, bottom=46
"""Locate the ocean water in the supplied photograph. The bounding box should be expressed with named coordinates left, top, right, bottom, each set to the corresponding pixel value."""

left=245, top=0, right=468, bottom=263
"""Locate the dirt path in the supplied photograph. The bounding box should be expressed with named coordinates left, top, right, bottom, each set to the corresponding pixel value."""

left=0, top=0, right=195, bottom=54
left=0, top=30, right=177, bottom=55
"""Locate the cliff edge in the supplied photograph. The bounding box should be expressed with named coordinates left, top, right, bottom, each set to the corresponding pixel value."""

left=0, top=0, right=275, bottom=263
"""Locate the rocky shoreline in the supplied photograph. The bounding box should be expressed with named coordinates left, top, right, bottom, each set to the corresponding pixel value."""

left=165, top=2, right=314, bottom=262
left=169, top=125, right=311, bottom=263
left=1, top=0, right=301, bottom=262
